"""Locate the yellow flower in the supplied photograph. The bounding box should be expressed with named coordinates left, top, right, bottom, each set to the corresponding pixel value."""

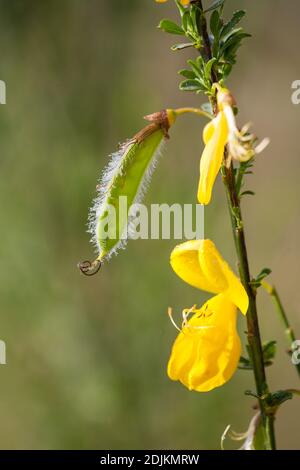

left=168, top=239, right=248, bottom=392
left=156, top=0, right=190, bottom=4
left=198, top=86, right=269, bottom=205
left=167, top=294, right=241, bottom=392
left=170, top=239, right=249, bottom=314
left=198, top=110, right=228, bottom=205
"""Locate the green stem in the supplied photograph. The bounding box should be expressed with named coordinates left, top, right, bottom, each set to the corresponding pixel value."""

left=262, top=282, right=300, bottom=378
left=194, top=2, right=276, bottom=450
left=222, top=164, right=276, bottom=450
left=286, top=389, right=300, bottom=397
left=174, top=107, right=212, bottom=120
left=265, top=415, right=276, bottom=450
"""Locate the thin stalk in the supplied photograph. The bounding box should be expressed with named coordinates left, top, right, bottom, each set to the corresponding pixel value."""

left=262, top=281, right=300, bottom=378
left=174, top=107, right=212, bottom=120
left=286, top=389, right=300, bottom=397
left=194, top=1, right=276, bottom=450
left=222, top=164, right=275, bottom=450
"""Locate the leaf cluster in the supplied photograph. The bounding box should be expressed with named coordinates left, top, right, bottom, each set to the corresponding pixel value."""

left=235, top=158, right=255, bottom=199
left=158, top=0, right=250, bottom=91
left=239, top=340, right=277, bottom=370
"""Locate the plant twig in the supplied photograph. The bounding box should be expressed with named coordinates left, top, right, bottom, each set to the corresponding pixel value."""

left=194, top=2, right=276, bottom=450
left=194, top=1, right=213, bottom=63
left=221, top=164, right=276, bottom=450
left=174, top=107, right=212, bottom=120
left=262, top=281, right=300, bottom=378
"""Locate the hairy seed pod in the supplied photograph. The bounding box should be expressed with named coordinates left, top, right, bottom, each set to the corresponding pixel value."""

left=78, top=109, right=176, bottom=275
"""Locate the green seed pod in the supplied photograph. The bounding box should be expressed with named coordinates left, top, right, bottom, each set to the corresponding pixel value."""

left=79, top=109, right=176, bottom=275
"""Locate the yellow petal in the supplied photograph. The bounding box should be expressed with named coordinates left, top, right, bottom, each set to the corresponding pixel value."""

left=170, top=239, right=221, bottom=294
left=167, top=294, right=241, bottom=392
left=198, top=111, right=228, bottom=205
left=203, top=119, right=215, bottom=145
left=170, top=239, right=249, bottom=314
left=199, top=240, right=249, bottom=314
left=156, top=0, right=190, bottom=4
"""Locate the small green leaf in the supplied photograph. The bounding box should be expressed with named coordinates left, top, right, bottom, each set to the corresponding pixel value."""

left=179, top=79, right=202, bottom=91
left=171, top=42, right=195, bottom=51
left=221, top=63, right=233, bottom=79
left=240, top=190, right=255, bottom=197
left=190, top=4, right=199, bottom=32
left=182, top=12, right=189, bottom=32
left=245, top=390, right=259, bottom=399
left=222, top=26, right=245, bottom=43
left=238, top=356, right=253, bottom=370
left=158, top=19, right=185, bottom=35
left=268, top=390, right=293, bottom=409
left=178, top=69, right=196, bottom=79
left=196, top=55, right=205, bottom=69
left=263, top=340, right=277, bottom=363
left=187, top=58, right=201, bottom=75
left=221, top=31, right=251, bottom=54
left=221, top=10, right=246, bottom=38
left=201, top=102, right=213, bottom=114
left=239, top=356, right=250, bottom=364
left=210, top=10, right=221, bottom=37
left=197, top=76, right=209, bottom=90
left=204, top=0, right=225, bottom=13
left=205, top=57, right=217, bottom=80
left=175, top=0, right=187, bottom=17
left=250, top=267, right=272, bottom=288
left=257, top=267, right=272, bottom=281
left=182, top=10, right=193, bottom=33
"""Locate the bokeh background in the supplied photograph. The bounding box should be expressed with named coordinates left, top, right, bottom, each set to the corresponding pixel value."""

left=0, top=0, right=299, bottom=450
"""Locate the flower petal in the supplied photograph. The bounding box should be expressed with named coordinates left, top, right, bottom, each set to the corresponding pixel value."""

left=170, top=239, right=223, bottom=294
left=170, top=239, right=249, bottom=314
left=198, top=111, right=228, bottom=205
left=155, top=0, right=190, bottom=4
left=167, top=294, right=241, bottom=392
left=199, top=240, right=249, bottom=314
left=203, top=119, right=216, bottom=145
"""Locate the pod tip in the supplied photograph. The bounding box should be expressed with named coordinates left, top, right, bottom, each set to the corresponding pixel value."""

left=78, top=259, right=102, bottom=276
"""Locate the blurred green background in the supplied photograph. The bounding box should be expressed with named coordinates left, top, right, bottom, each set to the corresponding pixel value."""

left=0, top=0, right=299, bottom=449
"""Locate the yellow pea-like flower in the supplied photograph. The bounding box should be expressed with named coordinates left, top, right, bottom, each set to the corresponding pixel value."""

left=198, top=111, right=228, bottom=205
left=170, top=239, right=249, bottom=314
left=198, top=85, right=269, bottom=205
left=155, top=0, right=190, bottom=4
left=167, top=294, right=241, bottom=392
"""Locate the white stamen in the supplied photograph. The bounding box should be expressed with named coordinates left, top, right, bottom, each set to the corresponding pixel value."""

left=221, top=424, right=231, bottom=450
left=223, top=103, right=269, bottom=164
left=221, top=412, right=261, bottom=450
left=255, top=137, right=270, bottom=154
left=167, top=307, right=182, bottom=332
left=182, top=305, right=197, bottom=328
